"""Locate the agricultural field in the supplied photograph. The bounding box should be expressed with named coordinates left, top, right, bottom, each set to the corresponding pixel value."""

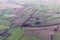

left=0, top=27, right=42, bottom=40
left=0, top=0, right=60, bottom=40
left=54, top=32, right=60, bottom=40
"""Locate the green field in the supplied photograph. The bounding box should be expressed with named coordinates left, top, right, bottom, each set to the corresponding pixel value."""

left=0, top=2, right=60, bottom=40
left=22, top=36, right=42, bottom=40
left=0, top=25, right=60, bottom=40
left=0, top=25, right=9, bottom=29
left=6, top=28, right=24, bottom=40
left=0, top=26, right=42, bottom=40
left=54, top=32, right=60, bottom=40
left=6, top=28, right=42, bottom=40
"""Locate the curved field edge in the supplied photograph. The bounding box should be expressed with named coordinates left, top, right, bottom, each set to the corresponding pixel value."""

left=6, top=28, right=24, bottom=40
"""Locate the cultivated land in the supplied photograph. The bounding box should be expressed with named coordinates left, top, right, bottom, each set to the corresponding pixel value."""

left=54, top=32, right=60, bottom=40
left=0, top=1, right=60, bottom=40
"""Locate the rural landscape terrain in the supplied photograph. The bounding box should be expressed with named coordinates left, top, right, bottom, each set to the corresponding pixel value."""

left=0, top=0, right=60, bottom=40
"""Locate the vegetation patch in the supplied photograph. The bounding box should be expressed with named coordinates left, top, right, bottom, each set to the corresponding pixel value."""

left=54, top=32, right=60, bottom=40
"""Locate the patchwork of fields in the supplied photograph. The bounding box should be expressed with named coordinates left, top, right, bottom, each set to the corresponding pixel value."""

left=0, top=0, right=60, bottom=40
left=1, top=3, right=60, bottom=27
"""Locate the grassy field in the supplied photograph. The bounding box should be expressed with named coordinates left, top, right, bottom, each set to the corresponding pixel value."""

left=22, top=36, right=42, bottom=40
left=6, top=28, right=42, bottom=40
left=0, top=4, right=60, bottom=40
left=0, top=19, right=11, bottom=29
left=54, top=32, right=60, bottom=40
left=0, top=25, right=60, bottom=40
left=0, top=25, right=9, bottom=29
left=6, top=28, right=24, bottom=40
